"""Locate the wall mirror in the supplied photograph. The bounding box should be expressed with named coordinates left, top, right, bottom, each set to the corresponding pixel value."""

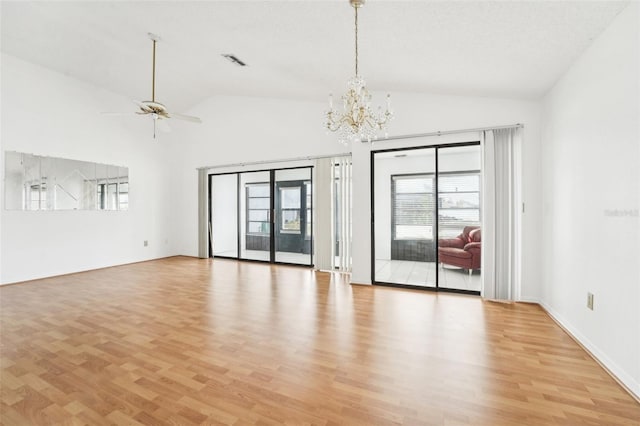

left=4, top=151, right=129, bottom=211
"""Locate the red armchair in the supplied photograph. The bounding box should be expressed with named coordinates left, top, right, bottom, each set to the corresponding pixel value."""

left=438, top=226, right=481, bottom=274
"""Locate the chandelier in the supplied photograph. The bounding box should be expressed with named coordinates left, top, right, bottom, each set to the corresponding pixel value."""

left=326, top=0, right=393, bottom=144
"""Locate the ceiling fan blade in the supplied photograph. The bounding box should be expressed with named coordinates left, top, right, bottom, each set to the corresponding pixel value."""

left=168, top=113, right=202, bottom=123
left=102, top=112, right=138, bottom=116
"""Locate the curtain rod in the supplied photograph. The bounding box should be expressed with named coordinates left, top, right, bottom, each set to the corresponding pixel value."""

left=197, top=152, right=351, bottom=171
left=372, top=123, right=524, bottom=142
left=196, top=124, right=522, bottom=170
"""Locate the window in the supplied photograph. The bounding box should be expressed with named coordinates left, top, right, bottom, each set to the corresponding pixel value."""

left=247, top=183, right=270, bottom=235
left=438, top=173, right=480, bottom=238
left=392, top=175, right=435, bottom=240
left=280, top=187, right=301, bottom=233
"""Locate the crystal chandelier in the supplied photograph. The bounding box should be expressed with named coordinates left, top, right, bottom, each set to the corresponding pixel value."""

left=326, top=0, right=393, bottom=144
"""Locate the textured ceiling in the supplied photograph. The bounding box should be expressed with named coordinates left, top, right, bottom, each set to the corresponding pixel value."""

left=1, top=1, right=628, bottom=111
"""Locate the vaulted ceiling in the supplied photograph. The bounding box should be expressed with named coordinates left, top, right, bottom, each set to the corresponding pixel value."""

left=1, top=1, right=628, bottom=111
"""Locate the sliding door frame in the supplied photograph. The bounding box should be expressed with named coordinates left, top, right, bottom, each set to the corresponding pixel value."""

left=208, top=165, right=314, bottom=267
left=370, top=141, right=480, bottom=294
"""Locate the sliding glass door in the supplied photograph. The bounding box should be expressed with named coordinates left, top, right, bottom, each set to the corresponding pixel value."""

left=275, top=168, right=312, bottom=264
left=372, top=142, right=481, bottom=294
left=373, top=148, right=437, bottom=287
left=209, top=166, right=313, bottom=266
left=437, top=145, right=482, bottom=292
left=240, top=171, right=272, bottom=261
left=210, top=174, right=238, bottom=258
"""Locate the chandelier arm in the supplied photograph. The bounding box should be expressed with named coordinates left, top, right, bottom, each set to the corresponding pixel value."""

left=326, top=118, right=342, bottom=132
left=326, top=113, right=341, bottom=131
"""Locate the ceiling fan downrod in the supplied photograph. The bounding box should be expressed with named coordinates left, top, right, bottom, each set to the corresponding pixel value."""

left=148, top=33, right=160, bottom=103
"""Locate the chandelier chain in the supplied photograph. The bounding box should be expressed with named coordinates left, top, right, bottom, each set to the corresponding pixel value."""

left=354, top=6, right=359, bottom=76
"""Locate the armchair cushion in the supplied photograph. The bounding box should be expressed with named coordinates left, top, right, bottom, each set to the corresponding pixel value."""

left=464, top=242, right=481, bottom=251
left=437, top=238, right=465, bottom=249
left=439, top=247, right=472, bottom=259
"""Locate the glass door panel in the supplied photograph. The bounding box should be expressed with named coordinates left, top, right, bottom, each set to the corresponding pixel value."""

left=373, top=148, right=436, bottom=287
left=240, top=171, right=272, bottom=261
left=437, top=145, right=482, bottom=292
left=274, top=168, right=312, bottom=265
left=210, top=174, right=239, bottom=258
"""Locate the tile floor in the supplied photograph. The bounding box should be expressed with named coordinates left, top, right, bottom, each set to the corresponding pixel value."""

left=375, top=259, right=481, bottom=292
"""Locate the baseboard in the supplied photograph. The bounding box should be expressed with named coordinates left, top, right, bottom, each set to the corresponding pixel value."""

left=349, top=273, right=371, bottom=285
left=350, top=281, right=372, bottom=286
left=538, top=301, right=640, bottom=403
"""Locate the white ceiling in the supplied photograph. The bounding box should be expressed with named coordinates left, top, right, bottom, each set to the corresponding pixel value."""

left=1, top=1, right=628, bottom=112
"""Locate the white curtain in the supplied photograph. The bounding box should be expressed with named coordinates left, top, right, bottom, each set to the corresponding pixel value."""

left=314, top=158, right=333, bottom=271
left=334, top=157, right=352, bottom=272
left=481, top=128, right=522, bottom=300
left=197, top=169, right=209, bottom=259
left=313, top=156, right=352, bottom=272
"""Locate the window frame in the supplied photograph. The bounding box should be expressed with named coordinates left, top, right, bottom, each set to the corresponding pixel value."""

left=245, top=182, right=271, bottom=236
left=279, top=186, right=302, bottom=235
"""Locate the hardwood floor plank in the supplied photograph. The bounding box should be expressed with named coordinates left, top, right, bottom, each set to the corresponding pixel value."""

left=1, top=257, right=638, bottom=425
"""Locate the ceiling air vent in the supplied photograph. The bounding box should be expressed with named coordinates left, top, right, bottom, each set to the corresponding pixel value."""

left=222, top=54, right=247, bottom=67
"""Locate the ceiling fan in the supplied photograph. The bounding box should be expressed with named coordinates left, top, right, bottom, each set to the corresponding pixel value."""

left=104, top=33, right=201, bottom=138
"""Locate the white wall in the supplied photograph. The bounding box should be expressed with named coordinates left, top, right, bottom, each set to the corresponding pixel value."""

left=540, top=3, right=639, bottom=397
left=170, top=90, right=542, bottom=301
left=1, top=54, right=176, bottom=284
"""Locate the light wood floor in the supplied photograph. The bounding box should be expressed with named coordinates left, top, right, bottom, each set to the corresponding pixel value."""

left=1, top=257, right=638, bottom=425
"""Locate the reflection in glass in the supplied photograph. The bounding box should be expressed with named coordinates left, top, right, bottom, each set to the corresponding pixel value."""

left=4, top=151, right=128, bottom=211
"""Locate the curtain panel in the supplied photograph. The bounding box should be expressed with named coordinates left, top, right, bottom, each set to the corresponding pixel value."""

left=481, top=128, right=522, bottom=300
left=197, top=169, right=209, bottom=259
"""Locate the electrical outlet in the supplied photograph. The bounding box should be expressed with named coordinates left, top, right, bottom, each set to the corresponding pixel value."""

left=587, top=292, right=594, bottom=310
left=144, top=240, right=148, bottom=247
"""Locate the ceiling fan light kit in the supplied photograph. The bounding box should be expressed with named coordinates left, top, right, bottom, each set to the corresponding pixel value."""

left=325, top=0, right=393, bottom=144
